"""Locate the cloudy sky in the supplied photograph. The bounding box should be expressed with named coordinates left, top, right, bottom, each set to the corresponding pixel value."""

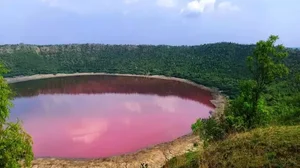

left=0, top=0, right=299, bottom=46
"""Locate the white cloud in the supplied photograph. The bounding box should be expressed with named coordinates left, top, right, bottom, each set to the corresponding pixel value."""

left=180, top=0, right=240, bottom=17
left=154, top=96, right=178, bottom=113
left=71, top=119, right=108, bottom=144
left=72, top=132, right=101, bottom=144
left=218, top=1, right=240, bottom=12
left=124, top=101, right=142, bottom=113
left=40, top=0, right=240, bottom=17
left=156, top=0, right=176, bottom=8
left=181, top=0, right=216, bottom=16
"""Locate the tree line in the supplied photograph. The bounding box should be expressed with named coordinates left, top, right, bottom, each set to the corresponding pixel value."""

left=1, top=42, right=299, bottom=97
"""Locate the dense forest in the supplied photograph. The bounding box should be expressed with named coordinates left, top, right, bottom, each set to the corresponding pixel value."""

left=1, top=43, right=300, bottom=97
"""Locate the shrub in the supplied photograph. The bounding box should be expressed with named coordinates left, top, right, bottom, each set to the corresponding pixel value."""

left=224, top=81, right=272, bottom=132
left=0, top=63, right=34, bottom=168
left=192, top=117, right=226, bottom=142
left=162, top=151, right=200, bottom=168
left=0, top=122, right=33, bottom=168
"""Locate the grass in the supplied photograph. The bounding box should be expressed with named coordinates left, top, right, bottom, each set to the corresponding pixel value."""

left=163, top=125, right=300, bottom=168
left=162, top=151, right=201, bottom=168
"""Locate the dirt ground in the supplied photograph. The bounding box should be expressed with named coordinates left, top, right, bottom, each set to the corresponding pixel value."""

left=31, top=134, right=200, bottom=168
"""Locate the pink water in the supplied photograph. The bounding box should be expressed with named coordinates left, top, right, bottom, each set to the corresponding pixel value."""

left=10, top=75, right=214, bottom=158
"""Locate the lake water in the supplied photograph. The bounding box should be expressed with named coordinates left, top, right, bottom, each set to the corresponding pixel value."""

left=9, top=75, right=214, bottom=158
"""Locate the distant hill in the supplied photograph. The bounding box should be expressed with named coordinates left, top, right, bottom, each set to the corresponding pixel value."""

left=1, top=43, right=300, bottom=96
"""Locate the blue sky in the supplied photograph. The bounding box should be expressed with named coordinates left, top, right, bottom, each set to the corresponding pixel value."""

left=0, top=0, right=299, bottom=46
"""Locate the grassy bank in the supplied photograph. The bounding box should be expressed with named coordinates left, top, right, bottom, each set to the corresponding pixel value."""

left=163, top=125, right=300, bottom=168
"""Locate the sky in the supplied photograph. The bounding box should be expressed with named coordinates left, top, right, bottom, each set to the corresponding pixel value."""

left=0, top=0, right=299, bottom=46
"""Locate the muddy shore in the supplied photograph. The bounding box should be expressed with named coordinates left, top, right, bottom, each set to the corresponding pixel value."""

left=6, top=73, right=214, bottom=91
left=32, top=134, right=200, bottom=168
left=6, top=73, right=226, bottom=168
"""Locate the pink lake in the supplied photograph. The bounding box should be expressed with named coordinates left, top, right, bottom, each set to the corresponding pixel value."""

left=10, top=75, right=215, bottom=158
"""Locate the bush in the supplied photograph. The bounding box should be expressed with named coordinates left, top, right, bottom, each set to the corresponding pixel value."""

left=0, top=122, right=33, bottom=168
left=192, top=117, right=226, bottom=142
left=162, top=151, right=200, bottom=168
left=224, top=81, right=272, bottom=132
left=0, top=63, right=34, bottom=168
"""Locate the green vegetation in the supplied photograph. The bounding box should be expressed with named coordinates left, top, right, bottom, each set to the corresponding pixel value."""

left=0, top=64, right=33, bottom=168
left=163, top=151, right=200, bottom=168
left=191, top=117, right=225, bottom=143
left=193, top=36, right=299, bottom=141
left=165, top=126, right=300, bottom=168
left=225, top=35, right=289, bottom=131
left=169, top=124, right=300, bottom=168
left=0, top=36, right=300, bottom=167
left=200, top=126, right=300, bottom=168
left=0, top=42, right=298, bottom=97
left=167, top=36, right=300, bottom=167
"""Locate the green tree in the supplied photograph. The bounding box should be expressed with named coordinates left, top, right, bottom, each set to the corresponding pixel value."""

left=0, top=64, right=12, bottom=124
left=0, top=63, right=33, bottom=168
left=247, top=35, right=289, bottom=115
left=192, top=117, right=225, bottom=142
left=227, top=35, right=289, bottom=129
left=226, top=80, right=271, bottom=130
left=295, top=73, right=300, bottom=91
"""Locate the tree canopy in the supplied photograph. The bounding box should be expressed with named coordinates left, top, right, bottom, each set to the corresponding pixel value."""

left=1, top=42, right=299, bottom=97
left=192, top=35, right=300, bottom=142
left=0, top=63, right=33, bottom=168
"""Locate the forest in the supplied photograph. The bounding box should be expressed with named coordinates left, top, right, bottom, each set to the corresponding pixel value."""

left=0, top=43, right=300, bottom=97
left=1, top=42, right=300, bottom=123
left=1, top=41, right=300, bottom=124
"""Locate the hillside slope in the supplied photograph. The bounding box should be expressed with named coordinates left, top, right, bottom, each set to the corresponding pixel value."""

left=1, top=43, right=300, bottom=96
left=164, top=125, right=300, bottom=168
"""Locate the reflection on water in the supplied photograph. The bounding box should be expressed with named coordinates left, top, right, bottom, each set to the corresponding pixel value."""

left=9, top=75, right=214, bottom=158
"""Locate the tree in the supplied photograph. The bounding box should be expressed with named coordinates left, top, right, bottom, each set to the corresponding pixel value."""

left=226, top=35, right=289, bottom=129
left=0, top=63, right=33, bottom=168
left=226, top=80, right=271, bottom=129
left=247, top=35, right=289, bottom=115
left=295, top=73, right=300, bottom=91
left=0, top=64, right=12, bottom=124
left=291, top=73, right=300, bottom=120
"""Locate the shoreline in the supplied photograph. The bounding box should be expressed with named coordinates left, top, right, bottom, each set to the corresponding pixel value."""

left=32, top=134, right=201, bottom=168
left=7, top=73, right=226, bottom=168
left=6, top=72, right=215, bottom=91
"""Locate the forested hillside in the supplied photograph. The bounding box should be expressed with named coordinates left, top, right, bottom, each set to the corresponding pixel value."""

left=1, top=43, right=300, bottom=96
left=161, top=37, right=300, bottom=168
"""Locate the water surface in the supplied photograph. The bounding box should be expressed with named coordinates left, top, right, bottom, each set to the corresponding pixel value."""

left=10, top=75, right=214, bottom=158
